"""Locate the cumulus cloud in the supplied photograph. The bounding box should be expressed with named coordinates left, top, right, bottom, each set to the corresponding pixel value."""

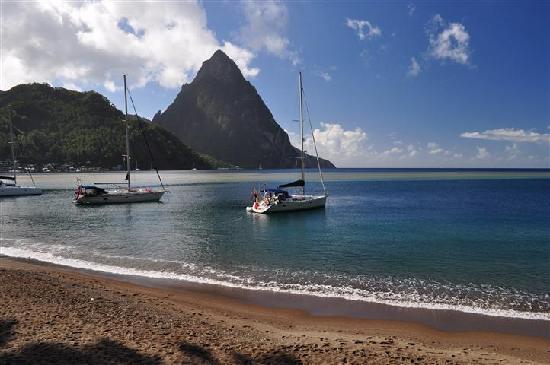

left=293, top=124, right=461, bottom=166
left=407, top=144, right=419, bottom=157
left=306, top=122, right=368, bottom=157
left=426, top=142, right=463, bottom=158
left=427, top=14, right=471, bottom=65
left=381, top=146, right=404, bottom=156
left=505, top=143, right=520, bottom=160
left=288, top=123, right=369, bottom=166
left=476, top=147, right=490, bottom=159
left=427, top=142, right=445, bottom=155
left=289, top=123, right=545, bottom=167
left=346, top=18, right=382, bottom=40
left=319, top=72, right=332, bottom=82
left=62, top=82, right=82, bottom=92
left=460, top=128, right=550, bottom=143
left=407, top=57, right=421, bottom=77
left=238, top=1, right=299, bottom=65
left=2, top=1, right=258, bottom=90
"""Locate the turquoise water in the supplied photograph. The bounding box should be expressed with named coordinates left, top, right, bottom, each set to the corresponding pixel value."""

left=1, top=169, right=549, bottom=320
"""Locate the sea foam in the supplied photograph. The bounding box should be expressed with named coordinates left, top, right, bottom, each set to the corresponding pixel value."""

left=1, top=243, right=548, bottom=322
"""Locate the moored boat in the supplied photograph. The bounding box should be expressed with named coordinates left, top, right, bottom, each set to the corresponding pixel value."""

left=74, top=185, right=163, bottom=205
left=0, top=109, right=42, bottom=197
left=247, top=72, right=327, bottom=214
left=74, top=75, right=165, bottom=205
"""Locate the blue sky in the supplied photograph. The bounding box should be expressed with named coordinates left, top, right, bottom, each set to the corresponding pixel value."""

left=2, top=1, right=549, bottom=167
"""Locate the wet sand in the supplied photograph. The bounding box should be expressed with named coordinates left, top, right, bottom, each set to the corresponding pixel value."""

left=0, top=256, right=548, bottom=364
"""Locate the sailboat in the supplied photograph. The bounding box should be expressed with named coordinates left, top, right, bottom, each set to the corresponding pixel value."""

left=247, top=72, right=327, bottom=214
left=73, top=75, right=165, bottom=205
left=0, top=109, right=42, bottom=196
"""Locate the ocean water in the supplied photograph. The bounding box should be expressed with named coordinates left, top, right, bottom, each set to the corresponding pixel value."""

left=1, top=169, right=549, bottom=320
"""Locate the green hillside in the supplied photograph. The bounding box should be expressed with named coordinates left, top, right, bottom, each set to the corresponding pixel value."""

left=0, top=83, right=212, bottom=170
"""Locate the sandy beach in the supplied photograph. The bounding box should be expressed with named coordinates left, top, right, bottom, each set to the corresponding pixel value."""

left=0, top=257, right=548, bottom=364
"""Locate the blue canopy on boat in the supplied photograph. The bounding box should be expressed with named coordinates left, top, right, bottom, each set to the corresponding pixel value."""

left=78, top=185, right=107, bottom=193
left=80, top=185, right=100, bottom=189
left=262, top=188, right=290, bottom=198
left=278, top=179, right=305, bottom=188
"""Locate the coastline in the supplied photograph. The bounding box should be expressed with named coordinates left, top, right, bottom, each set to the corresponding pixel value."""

left=1, top=256, right=548, bottom=364
left=1, top=243, right=548, bottom=328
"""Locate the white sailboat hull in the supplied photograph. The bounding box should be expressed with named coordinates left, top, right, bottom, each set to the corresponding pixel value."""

left=247, top=194, right=326, bottom=214
left=0, top=186, right=42, bottom=196
left=74, top=190, right=164, bottom=205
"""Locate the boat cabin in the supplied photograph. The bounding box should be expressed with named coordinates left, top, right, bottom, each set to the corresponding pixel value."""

left=0, top=176, right=16, bottom=187
left=262, top=188, right=290, bottom=201
left=76, top=185, right=107, bottom=197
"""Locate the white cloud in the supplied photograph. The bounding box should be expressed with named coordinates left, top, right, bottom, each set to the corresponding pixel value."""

left=427, top=142, right=443, bottom=154
left=407, top=144, right=419, bottom=157
left=62, top=82, right=82, bottom=92
left=427, top=142, right=454, bottom=156
left=221, top=42, right=260, bottom=77
left=476, top=147, right=490, bottom=159
left=407, top=57, right=421, bottom=77
left=2, top=1, right=258, bottom=90
left=460, top=128, right=550, bottom=143
left=319, top=72, right=332, bottom=82
left=289, top=122, right=368, bottom=166
left=408, top=4, right=416, bottom=16
left=307, top=122, right=368, bottom=156
left=505, top=143, right=520, bottom=160
left=294, top=124, right=460, bottom=166
left=346, top=18, right=382, bottom=40
left=103, top=80, right=118, bottom=93
left=289, top=123, right=546, bottom=167
left=381, top=146, right=404, bottom=156
left=427, top=14, right=471, bottom=65
left=238, top=1, right=299, bottom=65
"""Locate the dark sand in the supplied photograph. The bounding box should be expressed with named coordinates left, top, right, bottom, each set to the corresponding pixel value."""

left=0, top=257, right=548, bottom=364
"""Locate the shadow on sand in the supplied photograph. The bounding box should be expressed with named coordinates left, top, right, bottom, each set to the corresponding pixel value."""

left=0, top=319, right=161, bottom=365
left=233, top=351, right=303, bottom=365
left=0, top=320, right=17, bottom=348
left=0, top=319, right=302, bottom=365
left=179, top=341, right=302, bottom=365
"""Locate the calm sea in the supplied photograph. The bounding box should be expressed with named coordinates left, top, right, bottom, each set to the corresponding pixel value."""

left=1, top=169, right=549, bottom=320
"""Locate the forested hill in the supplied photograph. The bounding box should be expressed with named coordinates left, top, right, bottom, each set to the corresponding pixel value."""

left=0, top=83, right=212, bottom=170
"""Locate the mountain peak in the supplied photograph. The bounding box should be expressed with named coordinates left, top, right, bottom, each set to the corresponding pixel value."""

left=196, top=49, right=244, bottom=83
left=153, top=51, right=335, bottom=169
left=211, top=49, right=231, bottom=61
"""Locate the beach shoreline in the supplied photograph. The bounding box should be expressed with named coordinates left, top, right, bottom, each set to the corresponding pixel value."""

left=1, top=256, right=548, bottom=364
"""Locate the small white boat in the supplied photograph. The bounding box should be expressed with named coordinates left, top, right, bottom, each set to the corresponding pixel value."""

left=247, top=188, right=326, bottom=214
left=0, top=111, right=42, bottom=197
left=74, top=75, right=165, bottom=205
left=0, top=176, right=42, bottom=196
left=247, top=72, right=327, bottom=214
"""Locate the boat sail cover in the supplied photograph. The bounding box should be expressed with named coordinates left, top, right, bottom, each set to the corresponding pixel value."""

left=278, top=179, right=305, bottom=188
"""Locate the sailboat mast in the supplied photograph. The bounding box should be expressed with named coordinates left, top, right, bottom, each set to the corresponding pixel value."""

left=123, top=74, right=131, bottom=190
left=299, top=72, right=305, bottom=195
left=8, top=109, right=16, bottom=183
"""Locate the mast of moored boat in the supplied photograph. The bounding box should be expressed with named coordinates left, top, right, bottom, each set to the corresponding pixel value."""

left=123, top=75, right=131, bottom=191
left=8, top=108, right=16, bottom=184
left=298, top=72, right=305, bottom=195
